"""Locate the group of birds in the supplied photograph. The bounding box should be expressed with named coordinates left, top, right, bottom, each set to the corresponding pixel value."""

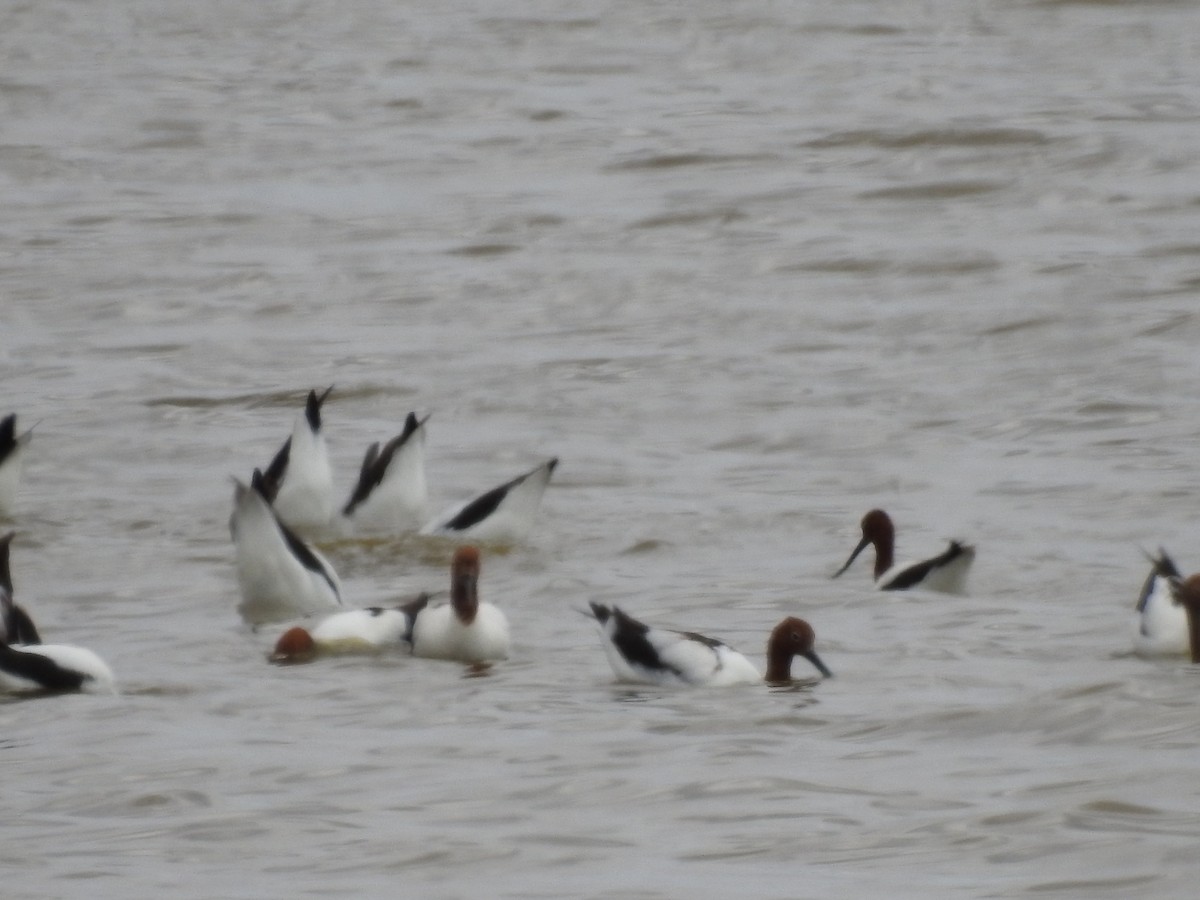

left=227, top=388, right=555, bottom=669
left=230, top=389, right=839, bottom=685
left=4, top=395, right=1200, bottom=696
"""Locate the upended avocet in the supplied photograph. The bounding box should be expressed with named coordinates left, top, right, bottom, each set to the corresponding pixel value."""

left=340, top=412, right=430, bottom=535
left=0, top=532, right=116, bottom=694
left=1132, top=549, right=1193, bottom=658
left=261, top=387, right=336, bottom=536
left=421, top=457, right=558, bottom=543
left=272, top=545, right=509, bottom=665
left=230, top=468, right=343, bottom=625
left=587, top=603, right=832, bottom=687
left=834, top=508, right=974, bottom=593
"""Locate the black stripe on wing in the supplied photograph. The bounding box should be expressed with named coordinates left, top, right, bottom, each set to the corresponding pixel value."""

left=440, top=485, right=509, bottom=532
left=250, top=469, right=339, bottom=600
left=305, top=386, right=334, bottom=433
left=260, top=437, right=291, bottom=504
left=0, top=646, right=87, bottom=691
left=342, top=413, right=425, bottom=516
left=591, top=602, right=686, bottom=679
left=881, top=540, right=971, bottom=591
left=440, top=459, right=556, bottom=532
left=277, top=519, right=339, bottom=600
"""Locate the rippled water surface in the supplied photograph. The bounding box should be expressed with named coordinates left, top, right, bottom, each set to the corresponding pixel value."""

left=5, top=1, right=1200, bottom=897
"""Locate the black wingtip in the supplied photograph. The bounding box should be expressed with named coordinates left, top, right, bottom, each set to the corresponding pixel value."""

left=587, top=601, right=611, bottom=624
left=249, top=468, right=271, bottom=500
left=305, top=386, right=334, bottom=432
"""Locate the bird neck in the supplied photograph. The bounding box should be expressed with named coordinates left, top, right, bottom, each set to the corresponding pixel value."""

left=452, top=575, right=478, bottom=625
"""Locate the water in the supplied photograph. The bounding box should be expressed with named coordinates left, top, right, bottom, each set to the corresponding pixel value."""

left=4, top=1, right=1200, bottom=896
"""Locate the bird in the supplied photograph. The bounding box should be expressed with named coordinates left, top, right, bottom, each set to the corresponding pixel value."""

left=833, top=509, right=974, bottom=593
left=0, top=534, right=115, bottom=694
left=410, top=546, right=510, bottom=663
left=0, top=532, right=41, bottom=644
left=230, top=469, right=343, bottom=625
left=271, top=592, right=434, bottom=663
left=262, top=387, right=335, bottom=535
left=0, top=641, right=117, bottom=694
left=0, top=413, right=33, bottom=517
left=341, top=412, right=430, bottom=534
left=421, top=457, right=558, bottom=543
left=1132, top=549, right=1190, bottom=657
left=587, top=603, right=832, bottom=687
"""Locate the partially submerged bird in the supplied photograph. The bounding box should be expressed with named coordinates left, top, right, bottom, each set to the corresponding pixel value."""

left=0, top=413, right=33, bottom=517
left=0, top=640, right=117, bottom=694
left=341, top=412, right=430, bottom=534
left=834, top=509, right=974, bottom=593
left=421, top=457, right=558, bottom=543
left=410, top=546, right=510, bottom=663
left=0, top=534, right=115, bottom=694
left=587, top=603, right=832, bottom=687
left=231, top=469, right=343, bottom=625
left=271, top=592, right=434, bottom=663
left=1132, top=549, right=1189, bottom=657
left=263, top=387, right=335, bottom=534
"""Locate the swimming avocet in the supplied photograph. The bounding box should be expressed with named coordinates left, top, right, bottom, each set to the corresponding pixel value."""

left=834, top=509, right=974, bottom=593
left=410, top=546, right=509, bottom=663
left=588, top=603, right=832, bottom=686
left=271, top=592, right=434, bottom=663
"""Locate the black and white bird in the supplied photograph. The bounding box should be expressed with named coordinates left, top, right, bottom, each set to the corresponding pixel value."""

left=0, top=533, right=115, bottom=694
left=262, top=387, right=335, bottom=535
left=421, top=457, right=558, bottom=543
left=588, top=603, right=832, bottom=687
left=409, top=546, right=509, bottom=663
left=833, top=509, right=974, bottom=593
left=271, top=592, right=434, bottom=662
left=1132, top=549, right=1190, bottom=657
left=230, top=469, right=343, bottom=625
left=341, top=412, right=430, bottom=535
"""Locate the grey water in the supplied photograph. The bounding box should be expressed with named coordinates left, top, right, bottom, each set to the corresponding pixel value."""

left=4, top=1, right=1200, bottom=897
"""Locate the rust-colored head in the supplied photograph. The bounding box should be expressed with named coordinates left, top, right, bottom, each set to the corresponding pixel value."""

left=860, top=509, right=895, bottom=543
left=765, top=616, right=832, bottom=682
left=272, top=626, right=317, bottom=664
left=833, top=509, right=896, bottom=580
left=453, top=545, right=481, bottom=573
